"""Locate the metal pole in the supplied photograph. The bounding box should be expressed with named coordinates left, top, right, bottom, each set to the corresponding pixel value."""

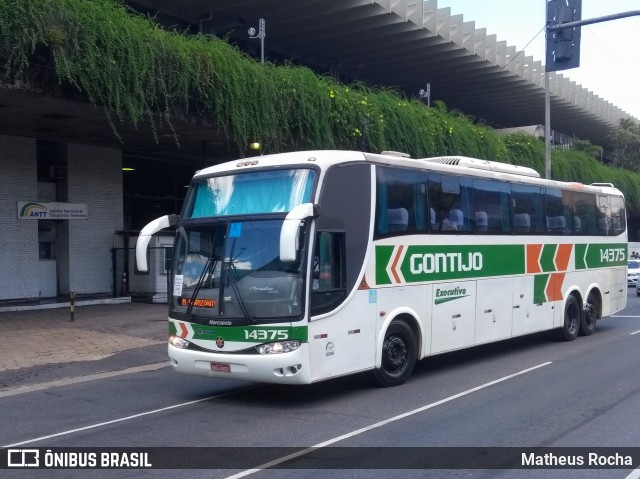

left=547, top=10, right=640, bottom=31
left=249, top=19, right=266, bottom=63
left=545, top=72, right=551, bottom=179
left=260, top=18, right=265, bottom=63
left=69, top=291, right=75, bottom=322
left=544, top=1, right=551, bottom=181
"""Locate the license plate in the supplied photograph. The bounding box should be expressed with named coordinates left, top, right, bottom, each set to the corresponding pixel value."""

left=210, top=362, right=230, bottom=373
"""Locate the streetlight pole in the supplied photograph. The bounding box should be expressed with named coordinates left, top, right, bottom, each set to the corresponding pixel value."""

left=248, top=18, right=266, bottom=63
left=544, top=72, right=551, bottom=180
left=419, top=83, right=431, bottom=108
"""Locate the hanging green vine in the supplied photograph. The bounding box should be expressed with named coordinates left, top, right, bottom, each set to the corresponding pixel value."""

left=1, top=0, right=640, bottom=212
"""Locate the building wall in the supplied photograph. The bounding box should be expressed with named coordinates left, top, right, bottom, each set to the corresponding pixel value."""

left=64, top=143, right=123, bottom=295
left=0, top=135, right=38, bottom=300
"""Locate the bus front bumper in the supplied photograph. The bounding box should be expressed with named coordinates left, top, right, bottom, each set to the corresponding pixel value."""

left=168, top=343, right=312, bottom=385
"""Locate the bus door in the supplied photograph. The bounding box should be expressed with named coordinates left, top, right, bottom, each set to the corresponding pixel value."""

left=307, top=163, right=376, bottom=381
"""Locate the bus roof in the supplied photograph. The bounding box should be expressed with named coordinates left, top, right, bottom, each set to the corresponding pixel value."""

left=193, top=150, right=623, bottom=197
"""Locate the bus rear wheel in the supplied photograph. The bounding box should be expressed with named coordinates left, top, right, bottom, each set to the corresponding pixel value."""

left=558, top=294, right=580, bottom=341
left=580, top=292, right=598, bottom=336
left=374, top=320, right=416, bottom=387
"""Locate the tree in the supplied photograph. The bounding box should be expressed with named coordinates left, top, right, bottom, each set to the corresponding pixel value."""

left=609, top=118, right=640, bottom=169
left=572, top=138, right=602, bottom=161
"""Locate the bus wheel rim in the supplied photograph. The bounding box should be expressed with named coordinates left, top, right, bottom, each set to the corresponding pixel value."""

left=567, top=303, right=579, bottom=334
left=383, top=335, right=407, bottom=373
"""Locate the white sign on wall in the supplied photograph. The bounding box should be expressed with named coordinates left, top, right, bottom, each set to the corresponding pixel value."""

left=17, top=202, right=88, bottom=220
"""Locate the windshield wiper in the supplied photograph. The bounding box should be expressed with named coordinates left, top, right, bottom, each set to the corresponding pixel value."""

left=185, top=256, right=217, bottom=318
left=219, top=242, right=253, bottom=324
left=227, top=259, right=254, bottom=324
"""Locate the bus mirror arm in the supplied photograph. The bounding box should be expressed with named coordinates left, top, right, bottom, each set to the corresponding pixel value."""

left=279, top=203, right=318, bottom=262
left=135, top=214, right=180, bottom=272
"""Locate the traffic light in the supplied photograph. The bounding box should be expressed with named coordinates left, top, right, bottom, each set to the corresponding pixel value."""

left=546, top=0, right=582, bottom=72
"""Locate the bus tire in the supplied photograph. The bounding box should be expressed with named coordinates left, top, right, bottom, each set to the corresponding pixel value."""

left=373, top=320, right=416, bottom=387
left=558, top=294, right=580, bottom=341
left=580, top=292, right=598, bottom=336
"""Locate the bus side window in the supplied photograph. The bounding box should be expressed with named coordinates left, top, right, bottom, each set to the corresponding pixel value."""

left=544, top=188, right=568, bottom=235
left=573, top=191, right=599, bottom=235
left=512, top=185, right=544, bottom=234
left=310, top=231, right=346, bottom=315
left=472, top=178, right=511, bottom=234
left=375, top=166, right=429, bottom=237
left=429, top=174, right=472, bottom=233
left=610, top=196, right=626, bottom=236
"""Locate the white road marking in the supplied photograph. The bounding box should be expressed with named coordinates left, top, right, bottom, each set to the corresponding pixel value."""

left=2, top=387, right=256, bottom=448
left=222, top=362, right=553, bottom=479
left=630, top=330, right=640, bottom=335
left=612, top=315, right=640, bottom=318
left=626, top=467, right=640, bottom=479
left=0, top=362, right=169, bottom=398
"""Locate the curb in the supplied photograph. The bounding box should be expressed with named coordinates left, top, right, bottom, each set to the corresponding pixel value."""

left=0, top=296, right=132, bottom=313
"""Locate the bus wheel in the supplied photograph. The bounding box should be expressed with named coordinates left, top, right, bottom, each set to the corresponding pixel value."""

left=558, top=294, right=580, bottom=341
left=374, top=320, right=416, bottom=387
left=580, top=292, right=598, bottom=336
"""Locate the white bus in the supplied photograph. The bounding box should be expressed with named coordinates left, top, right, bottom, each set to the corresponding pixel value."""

left=136, top=150, right=627, bottom=387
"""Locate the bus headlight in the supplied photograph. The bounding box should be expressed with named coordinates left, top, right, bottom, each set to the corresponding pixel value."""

left=169, top=335, right=191, bottom=349
left=256, top=341, right=301, bottom=355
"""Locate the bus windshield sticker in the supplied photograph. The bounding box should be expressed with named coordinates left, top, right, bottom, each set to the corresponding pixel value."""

left=173, top=274, right=184, bottom=296
left=229, top=222, right=242, bottom=238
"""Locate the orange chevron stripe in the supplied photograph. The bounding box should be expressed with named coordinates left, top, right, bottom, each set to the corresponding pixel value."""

left=391, top=245, right=404, bottom=284
left=526, top=244, right=543, bottom=274
left=178, top=322, right=189, bottom=338
left=555, top=244, right=572, bottom=271
left=546, top=273, right=565, bottom=302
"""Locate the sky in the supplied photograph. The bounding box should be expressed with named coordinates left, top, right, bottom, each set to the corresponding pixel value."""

left=436, top=0, right=640, bottom=120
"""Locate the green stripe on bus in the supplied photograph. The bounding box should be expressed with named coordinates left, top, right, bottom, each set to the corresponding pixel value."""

left=393, top=244, right=526, bottom=283
left=574, top=243, right=627, bottom=269
left=189, top=324, right=308, bottom=343
left=540, top=244, right=557, bottom=272
left=534, top=274, right=549, bottom=304
left=376, top=245, right=395, bottom=285
left=376, top=242, right=627, bottom=286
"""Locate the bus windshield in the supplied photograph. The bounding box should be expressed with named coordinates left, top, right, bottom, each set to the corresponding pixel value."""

left=170, top=219, right=306, bottom=323
left=184, top=168, right=316, bottom=218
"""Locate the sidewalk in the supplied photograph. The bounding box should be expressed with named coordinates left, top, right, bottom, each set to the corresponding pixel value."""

left=0, top=300, right=169, bottom=390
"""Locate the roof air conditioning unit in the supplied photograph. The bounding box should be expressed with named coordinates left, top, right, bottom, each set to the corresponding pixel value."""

left=49, top=165, right=67, bottom=179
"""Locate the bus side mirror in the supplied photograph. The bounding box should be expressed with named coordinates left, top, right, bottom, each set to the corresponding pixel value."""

left=136, top=214, right=179, bottom=272
left=280, top=203, right=318, bottom=262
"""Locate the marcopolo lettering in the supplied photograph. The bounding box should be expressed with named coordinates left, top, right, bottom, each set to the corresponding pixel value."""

left=410, top=252, right=483, bottom=275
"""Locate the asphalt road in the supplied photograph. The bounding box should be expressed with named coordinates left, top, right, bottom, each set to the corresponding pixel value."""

left=2, top=290, right=640, bottom=479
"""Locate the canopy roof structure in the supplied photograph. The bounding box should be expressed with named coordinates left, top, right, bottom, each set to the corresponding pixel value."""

left=129, top=0, right=635, bottom=149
